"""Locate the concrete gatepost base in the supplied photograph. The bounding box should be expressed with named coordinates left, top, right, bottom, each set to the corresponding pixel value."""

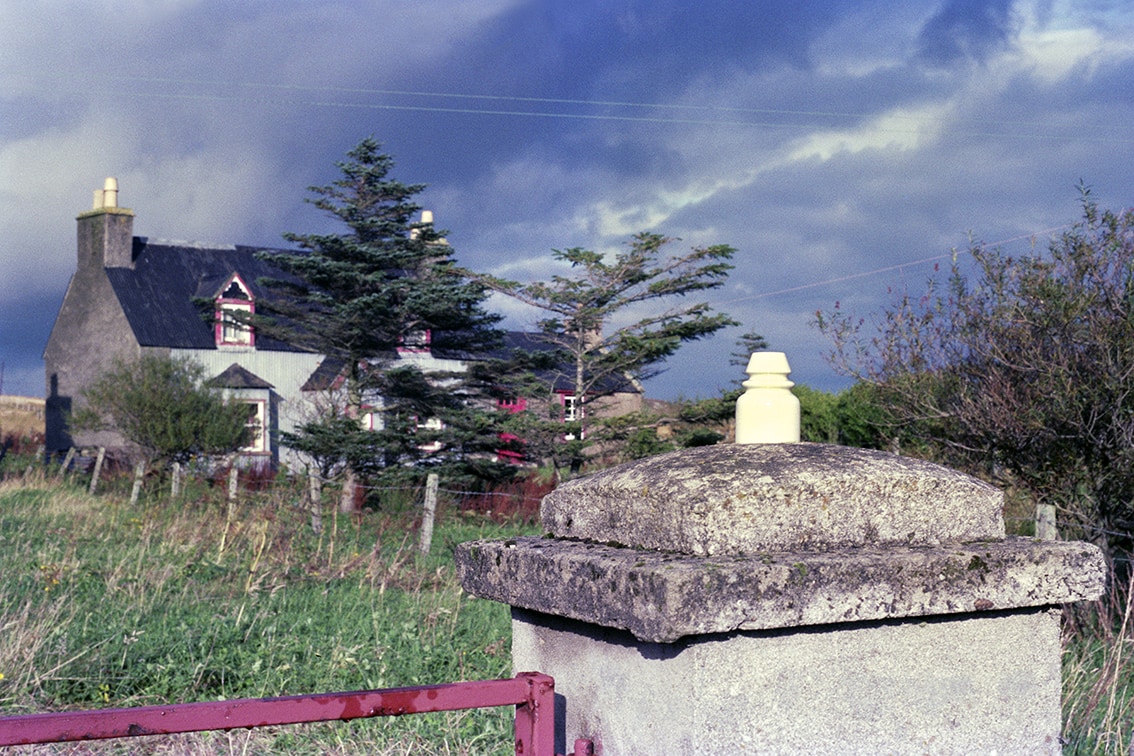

left=514, top=607, right=1062, bottom=754
left=457, top=444, right=1105, bottom=755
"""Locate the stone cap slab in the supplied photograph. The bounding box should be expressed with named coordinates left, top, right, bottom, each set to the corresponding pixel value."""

left=456, top=536, right=1104, bottom=643
left=542, top=443, right=1004, bottom=556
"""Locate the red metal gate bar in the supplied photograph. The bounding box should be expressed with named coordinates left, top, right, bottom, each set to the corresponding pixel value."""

left=0, top=672, right=555, bottom=755
left=513, top=672, right=555, bottom=755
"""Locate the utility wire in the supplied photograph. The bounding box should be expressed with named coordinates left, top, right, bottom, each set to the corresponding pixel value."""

left=31, top=74, right=1133, bottom=145
left=102, top=74, right=1065, bottom=130
left=718, top=224, right=1076, bottom=305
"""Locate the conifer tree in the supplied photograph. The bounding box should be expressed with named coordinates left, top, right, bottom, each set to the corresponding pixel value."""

left=472, top=232, right=737, bottom=477
left=257, top=139, right=503, bottom=510
left=729, top=330, right=770, bottom=368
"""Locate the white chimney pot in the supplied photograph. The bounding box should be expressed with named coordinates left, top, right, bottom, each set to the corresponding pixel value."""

left=102, top=177, right=118, bottom=208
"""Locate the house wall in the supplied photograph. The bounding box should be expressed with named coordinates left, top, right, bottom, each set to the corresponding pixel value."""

left=43, top=215, right=142, bottom=455
left=173, top=348, right=325, bottom=469
left=588, top=391, right=643, bottom=419
left=395, top=351, right=467, bottom=374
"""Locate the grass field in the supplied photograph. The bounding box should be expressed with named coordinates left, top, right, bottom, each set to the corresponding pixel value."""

left=0, top=454, right=1130, bottom=754
left=0, top=397, right=44, bottom=444
left=0, top=464, right=540, bottom=755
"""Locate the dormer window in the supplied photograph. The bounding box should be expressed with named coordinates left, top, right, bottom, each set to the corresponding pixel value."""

left=398, top=329, right=431, bottom=353
left=215, top=274, right=254, bottom=348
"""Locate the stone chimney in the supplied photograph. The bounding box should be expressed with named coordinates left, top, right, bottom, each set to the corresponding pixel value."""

left=77, top=177, right=135, bottom=270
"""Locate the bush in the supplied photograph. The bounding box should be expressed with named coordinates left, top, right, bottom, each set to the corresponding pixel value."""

left=819, top=192, right=1134, bottom=555
left=73, top=355, right=251, bottom=468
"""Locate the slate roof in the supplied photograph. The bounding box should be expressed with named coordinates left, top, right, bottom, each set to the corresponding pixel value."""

left=104, top=238, right=308, bottom=352
left=207, top=363, right=275, bottom=389
left=300, top=356, right=345, bottom=392
left=102, top=237, right=637, bottom=397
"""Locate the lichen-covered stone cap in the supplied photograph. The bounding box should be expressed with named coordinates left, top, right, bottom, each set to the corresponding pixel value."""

left=542, top=443, right=1005, bottom=555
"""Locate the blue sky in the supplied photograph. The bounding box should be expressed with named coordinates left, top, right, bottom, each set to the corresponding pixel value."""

left=3, top=0, right=1134, bottom=400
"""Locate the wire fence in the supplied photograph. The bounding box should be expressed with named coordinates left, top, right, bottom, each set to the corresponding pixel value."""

left=11, top=445, right=552, bottom=522
left=13, top=443, right=1134, bottom=550
left=1004, top=515, right=1132, bottom=542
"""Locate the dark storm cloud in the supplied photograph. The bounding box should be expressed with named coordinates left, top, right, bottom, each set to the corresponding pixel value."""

left=916, top=0, right=1017, bottom=65
left=445, top=0, right=854, bottom=97
left=3, top=0, right=1134, bottom=399
left=0, top=290, right=62, bottom=398
left=391, top=0, right=863, bottom=178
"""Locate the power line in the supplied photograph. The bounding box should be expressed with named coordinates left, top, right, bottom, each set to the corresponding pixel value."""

left=105, top=74, right=1063, bottom=130
left=718, top=224, right=1075, bottom=305
left=32, top=75, right=1134, bottom=145
left=19, top=75, right=1132, bottom=306
left=81, top=87, right=838, bottom=130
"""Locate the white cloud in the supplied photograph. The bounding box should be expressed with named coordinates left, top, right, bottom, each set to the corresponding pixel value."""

left=1011, top=0, right=1134, bottom=80
left=0, top=112, right=135, bottom=296
left=1017, top=27, right=1106, bottom=80
left=783, top=102, right=953, bottom=164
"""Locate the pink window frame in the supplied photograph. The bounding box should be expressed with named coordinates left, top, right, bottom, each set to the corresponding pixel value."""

left=397, top=328, right=432, bottom=353
left=215, top=274, right=255, bottom=348
left=497, top=396, right=528, bottom=414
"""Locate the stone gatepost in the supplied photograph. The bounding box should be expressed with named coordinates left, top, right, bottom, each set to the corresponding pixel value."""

left=457, top=366, right=1105, bottom=755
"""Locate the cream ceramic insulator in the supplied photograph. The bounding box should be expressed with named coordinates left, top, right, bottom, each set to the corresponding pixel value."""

left=735, top=351, right=801, bottom=444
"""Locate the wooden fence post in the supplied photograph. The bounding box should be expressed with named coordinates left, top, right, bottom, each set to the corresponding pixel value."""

left=171, top=462, right=181, bottom=498
left=1035, top=503, right=1058, bottom=540
left=58, top=447, right=76, bottom=478
left=27, top=446, right=45, bottom=478
left=224, top=464, right=239, bottom=522
left=129, top=462, right=145, bottom=506
left=88, top=447, right=106, bottom=495
left=308, top=468, right=323, bottom=535
left=420, top=473, right=439, bottom=555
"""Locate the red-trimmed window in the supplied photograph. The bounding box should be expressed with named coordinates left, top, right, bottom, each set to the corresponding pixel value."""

left=216, top=275, right=255, bottom=347
left=398, top=329, right=431, bottom=353
left=498, top=396, right=528, bottom=414
left=496, top=397, right=527, bottom=463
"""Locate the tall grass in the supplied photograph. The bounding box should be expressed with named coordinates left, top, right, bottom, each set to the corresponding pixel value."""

left=0, top=471, right=538, bottom=755
left=2, top=468, right=1131, bottom=753
left=1062, top=570, right=1134, bottom=755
